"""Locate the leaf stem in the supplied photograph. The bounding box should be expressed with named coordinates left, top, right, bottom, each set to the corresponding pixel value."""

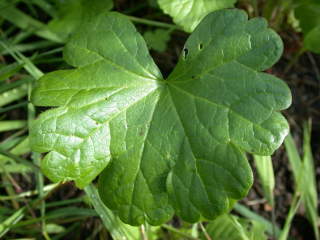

left=84, top=184, right=135, bottom=240
left=126, top=15, right=180, bottom=30
left=200, top=222, right=212, bottom=240
left=140, top=224, right=148, bottom=240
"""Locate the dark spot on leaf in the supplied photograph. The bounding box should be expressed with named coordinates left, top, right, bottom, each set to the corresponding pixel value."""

left=191, top=75, right=196, bottom=79
left=199, top=43, right=203, bottom=50
left=183, top=48, right=188, bottom=60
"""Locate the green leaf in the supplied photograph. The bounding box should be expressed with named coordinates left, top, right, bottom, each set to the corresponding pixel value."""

left=48, top=0, right=113, bottom=41
left=295, top=0, right=320, bottom=33
left=294, top=0, right=320, bottom=53
left=158, top=0, right=237, bottom=32
left=205, top=214, right=250, bottom=240
left=144, top=29, right=171, bottom=52
left=205, top=214, right=268, bottom=240
left=304, top=26, right=320, bottom=53
left=30, top=10, right=291, bottom=226
left=234, top=203, right=281, bottom=238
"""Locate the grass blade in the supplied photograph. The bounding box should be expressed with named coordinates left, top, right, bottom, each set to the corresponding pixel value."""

left=301, top=121, right=319, bottom=240
left=284, top=122, right=319, bottom=240
left=0, top=1, right=62, bottom=42
left=0, top=120, right=27, bottom=132
left=254, top=155, right=275, bottom=207
left=0, top=85, right=28, bottom=107
left=0, top=207, right=25, bottom=238
left=279, top=192, right=302, bottom=240
left=0, top=62, right=22, bottom=82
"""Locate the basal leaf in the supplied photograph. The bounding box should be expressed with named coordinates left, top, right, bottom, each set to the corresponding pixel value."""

left=158, top=0, right=237, bottom=32
left=31, top=9, right=291, bottom=226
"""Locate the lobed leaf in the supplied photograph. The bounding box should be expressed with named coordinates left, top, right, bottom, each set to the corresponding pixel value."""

left=31, top=9, right=291, bottom=226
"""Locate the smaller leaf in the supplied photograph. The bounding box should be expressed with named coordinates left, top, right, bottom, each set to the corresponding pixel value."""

left=294, top=0, right=320, bottom=53
left=158, top=0, right=237, bottom=32
left=234, top=203, right=281, bottom=238
left=304, top=26, right=320, bottom=53
left=247, top=221, right=268, bottom=240
left=48, top=0, right=113, bottom=41
left=144, top=29, right=171, bottom=52
left=205, top=214, right=249, bottom=240
left=205, top=214, right=268, bottom=240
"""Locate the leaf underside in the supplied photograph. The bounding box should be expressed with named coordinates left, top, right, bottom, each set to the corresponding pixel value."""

left=31, top=9, right=291, bottom=226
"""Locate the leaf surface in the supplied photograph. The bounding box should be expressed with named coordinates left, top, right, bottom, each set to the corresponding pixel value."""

left=158, top=0, right=237, bottom=32
left=31, top=10, right=291, bottom=226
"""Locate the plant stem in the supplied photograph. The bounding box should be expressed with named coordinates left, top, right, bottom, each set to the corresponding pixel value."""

left=84, top=184, right=135, bottom=240
left=126, top=15, right=180, bottom=30
left=140, top=224, right=148, bottom=240
left=200, top=222, right=212, bottom=240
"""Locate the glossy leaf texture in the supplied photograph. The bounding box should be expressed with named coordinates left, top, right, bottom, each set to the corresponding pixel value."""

left=158, top=0, right=237, bottom=32
left=30, top=9, right=291, bottom=226
left=48, top=0, right=113, bottom=41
